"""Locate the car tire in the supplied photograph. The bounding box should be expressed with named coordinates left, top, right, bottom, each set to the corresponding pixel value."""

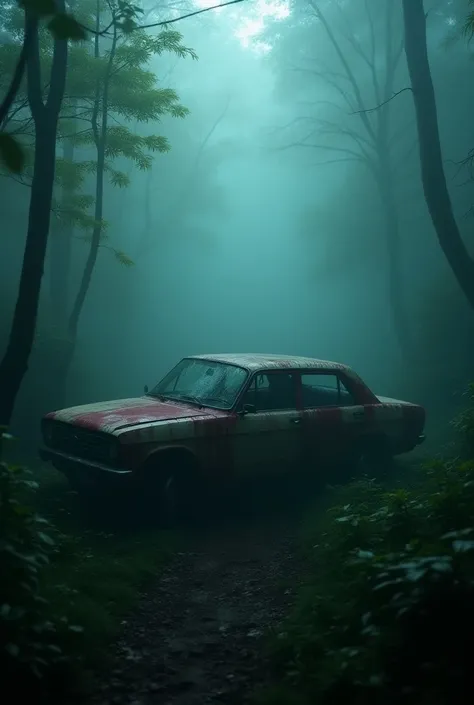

left=137, top=456, right=201, bottom=528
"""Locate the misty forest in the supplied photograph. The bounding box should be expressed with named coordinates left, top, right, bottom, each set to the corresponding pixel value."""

left=1, top=0, right=474, bottom=702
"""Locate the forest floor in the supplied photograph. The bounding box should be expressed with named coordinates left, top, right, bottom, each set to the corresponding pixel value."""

left=81, top=513, right=306, bottom=705
left=23, top=446, right=430, bottom=705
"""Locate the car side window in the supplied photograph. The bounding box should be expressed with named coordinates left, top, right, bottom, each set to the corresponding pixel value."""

left=241, top=372, right=297, bottom=411
left=301, top=373, right=355, bottom=408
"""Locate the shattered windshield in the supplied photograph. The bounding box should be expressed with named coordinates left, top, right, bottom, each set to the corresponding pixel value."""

left=149, top=359, right=249, bottom=410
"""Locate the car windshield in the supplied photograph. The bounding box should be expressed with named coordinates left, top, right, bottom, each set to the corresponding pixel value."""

left=148, top=359, right=249, bottom=410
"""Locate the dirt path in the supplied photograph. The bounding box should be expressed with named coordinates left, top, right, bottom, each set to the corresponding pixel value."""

left=90, top=515, right=305, bottom=705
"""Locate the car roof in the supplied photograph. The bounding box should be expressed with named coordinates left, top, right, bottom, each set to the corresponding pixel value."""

left=189, top=353, right=351, bottom=373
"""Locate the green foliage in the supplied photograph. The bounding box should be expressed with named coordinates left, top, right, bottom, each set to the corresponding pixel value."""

left=30, top=464, right=176, bottom=674
left=464, top=0, right=474, bottom=39
left=0, top=0, right=86, bottom=171
left=0, top=0, right=182, bottom=172
left=0, top=131, right=25, bottom=173
left=19, top=0, right=86, bottom=41
left=262, top=388, right=474, bottom=705
left=47, top=12, right=86, bottom=41
left=0, top=438, right=174, bottom=696
left=111, top=248, right=134, bottom=267
left=0, top=432, right=82, bottom=695
left=452, top=383, right=474, bottom=455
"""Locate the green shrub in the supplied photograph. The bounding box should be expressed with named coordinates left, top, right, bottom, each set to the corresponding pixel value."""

left=0, top=432, right=82, bottom=699
left=452, top=382, right=474, bottom=456
left=262, top=386, right=474, bottom=705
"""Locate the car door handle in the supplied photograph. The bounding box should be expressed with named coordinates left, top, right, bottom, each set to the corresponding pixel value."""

left=352, top=411, right=365, bottom=419
left=290, top=418, right=301, bottom=425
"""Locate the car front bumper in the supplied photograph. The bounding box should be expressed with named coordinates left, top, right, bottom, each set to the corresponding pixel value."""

left=39, top=446, right=133, bottom=489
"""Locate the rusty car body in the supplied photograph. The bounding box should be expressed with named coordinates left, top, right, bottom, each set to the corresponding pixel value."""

left=39, top=353, right=425, bottom=521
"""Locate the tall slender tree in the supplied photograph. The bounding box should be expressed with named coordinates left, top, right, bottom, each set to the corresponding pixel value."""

left=0, top=2, right=70, bottom=427
left=402, top=0, right=474, bottom=311
left=269, top=0, right=415, bottom=356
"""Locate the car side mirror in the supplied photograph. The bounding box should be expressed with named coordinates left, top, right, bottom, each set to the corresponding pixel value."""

left=144, top=385, right=149, bottom=394
left=238, top=403, right=256, bottom=417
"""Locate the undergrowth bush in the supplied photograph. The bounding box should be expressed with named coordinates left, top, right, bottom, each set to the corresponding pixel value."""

left=261, top=386, right=474, bottom=705
left=0, top=431, right=82, bottom=700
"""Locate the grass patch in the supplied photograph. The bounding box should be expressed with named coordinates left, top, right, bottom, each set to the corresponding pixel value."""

left=41, top=525, right=177, bottom=672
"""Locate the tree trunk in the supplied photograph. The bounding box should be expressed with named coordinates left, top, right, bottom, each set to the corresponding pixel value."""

left=377, top=177, right=407, bottom=352
left=402, top=0, right=474, bottom=308
left=68, top=14, right=116, bottom=341
left=0, top=15, right=67, bottom=428
left=375, top=148, right=411, bottom=356
left=50, top=130, right=75, bottom=326
left=0, top=122, right=59, bottom=426
left=67, top=158, right=104, bottom=340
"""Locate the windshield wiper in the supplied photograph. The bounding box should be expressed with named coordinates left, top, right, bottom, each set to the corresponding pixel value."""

left=146, top=392, right=166, bottom=401
left=163, top=392, right=203, bottom=407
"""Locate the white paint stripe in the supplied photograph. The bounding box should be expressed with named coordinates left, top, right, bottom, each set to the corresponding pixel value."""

left=118, top=418, right=195, bottom=444
left=374, top=404, right=404, bottom=422
left=53, top=397, right=152, bottom=422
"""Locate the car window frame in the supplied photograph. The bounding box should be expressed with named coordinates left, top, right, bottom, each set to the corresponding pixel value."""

left=149, top=358, right=250, bottom=411
left=296, top=369, right=357, bottom=409
left=236, top=370, right=299, bottom=413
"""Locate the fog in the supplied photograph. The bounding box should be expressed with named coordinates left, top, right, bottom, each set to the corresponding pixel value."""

left=1, top=0, right=474, bottom=443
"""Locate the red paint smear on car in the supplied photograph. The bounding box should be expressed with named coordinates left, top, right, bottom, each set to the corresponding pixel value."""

left=192, top=414, right=238, bottom=476
left=52, top=399, right=213, bottom=432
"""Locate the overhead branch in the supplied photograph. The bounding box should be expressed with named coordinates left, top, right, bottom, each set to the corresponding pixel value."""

left=25, top=14, right=43, bottom=119
left=308, top=156, right=364, bottom=166
left=316, top=117, right=374, bottom=149
left=80, top=0, right=247, bottom=37
left=308, top=0, right=376, bottom=141
left=139, top=0, right=245, bottom=29
left=334, top=0, right=381, bottom=106
left=350, top=87, right=412, bottom=115
left=0, top=15, right=35, bottom=128
left=317, top=124, right=374, bottom=164
left=1, top=97, right=30, bottom=130
left=364, top=0, right=379, bottom=101
left=287, top=61, right=358, bottom=113
left=291, top=60, right=353, bottom=87
left=274, top=139, right=366, bottom=164
left=295, top=98, right=348, bottom=114
left=266, top=115, right=317, bottom=135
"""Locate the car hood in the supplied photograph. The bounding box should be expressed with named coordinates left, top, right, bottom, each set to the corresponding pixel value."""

left=46, top=396, right=214, bottom=433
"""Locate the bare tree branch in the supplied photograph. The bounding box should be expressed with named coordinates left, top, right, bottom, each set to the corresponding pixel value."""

left=334, top=0, right=381, bottom=106
left=275, top=138, right=366, bottom=164
left=0, top=16, right=35, bottom=128
left=350, top=87, right=412, bottom=115
left=364, top=0, right=379, bottom=100
left=81, top=0, right=247, bottom=36
left=308, top=0, right=376, bottom=141
left=308, top=156, right=364, bottom=166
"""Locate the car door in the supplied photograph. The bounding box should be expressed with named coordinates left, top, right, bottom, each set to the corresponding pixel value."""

left=298, top=371, right=366, bottom=467
left=231, top=371, right=304, bottom=477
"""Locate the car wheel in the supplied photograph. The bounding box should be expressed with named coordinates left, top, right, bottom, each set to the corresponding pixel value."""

left=138, top=457, right=201, bottom=528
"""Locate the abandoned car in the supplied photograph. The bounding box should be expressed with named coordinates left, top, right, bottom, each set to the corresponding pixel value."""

left=39, top=353, right=426, bottom=521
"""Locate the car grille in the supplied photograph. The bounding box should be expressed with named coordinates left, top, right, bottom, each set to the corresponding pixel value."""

left=45, top=421, right=114, bottom=465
